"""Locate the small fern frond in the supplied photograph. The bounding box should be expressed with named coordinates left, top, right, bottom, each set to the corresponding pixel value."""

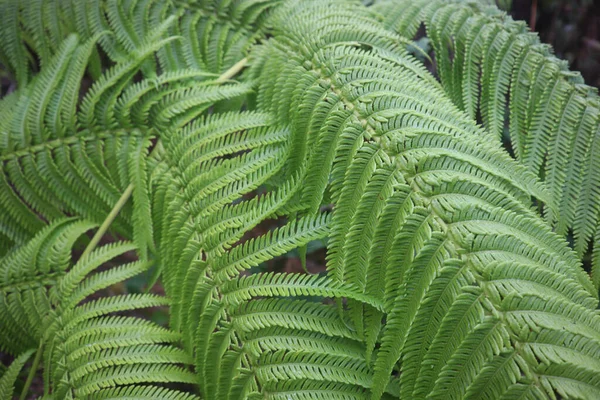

left=0, top=349, right=34, bottom=400
left=1, top=218, right=198, bottom=399
left=222, top=272, right=383, bottom=310
left=0, top=218, right=96, bottom=353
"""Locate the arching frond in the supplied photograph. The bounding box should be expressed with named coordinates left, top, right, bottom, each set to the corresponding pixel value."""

left=0, top=0, right=280, bottom=83
left=245, top=1, right=600, bottom=398
left=374, top=0, right=600, bottom=280
left=0, top=350, right=34, bottom=400
left=0, top=218, right=198, bottom=399
left=0, top=28, right=249, bottom=256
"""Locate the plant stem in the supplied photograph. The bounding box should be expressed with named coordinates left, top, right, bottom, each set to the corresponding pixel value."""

left=81, top=137, right=166, bottom=259
left=19, top=341, right=43, bottom=400
left=81, top=183, right=134, bottom=259
left=215, top=57, right=248, bottom=83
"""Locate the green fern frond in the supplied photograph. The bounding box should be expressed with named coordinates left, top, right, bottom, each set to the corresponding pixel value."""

left=0, top=218, right=198, bottom=399
left=148, top=0, right=600, bottom=396
left=0, top=0, right=280, bottom=83
left=247, top=1, right=600, bottom=398
left=0, top=218, right=95, bottom=353
left=375, top=0, right=600, bottom=265
left=0, top=349, right=34, bottom=400
left=92, top=386, right=200, bottom=400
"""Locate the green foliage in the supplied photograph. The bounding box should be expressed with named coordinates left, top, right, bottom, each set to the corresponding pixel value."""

left=0, top=0, right=279, bottom=84
left=1, top=0, right=599, bottom=399
left=0, top=22, right=249, bottom=257
left=0, top=350, right=33, bottom=400
left=0, top=219, right=197, bottom=399
left=374, top=0, right=600, bottom=284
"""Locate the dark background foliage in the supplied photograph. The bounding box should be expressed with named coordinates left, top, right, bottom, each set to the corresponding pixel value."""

left=509, top=0, right=600, bottom=87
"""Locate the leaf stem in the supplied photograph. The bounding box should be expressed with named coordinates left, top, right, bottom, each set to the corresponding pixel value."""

left=81, top=136, right=166, bottom=259
left=81, top=184, right=134, bottom=260
left=215, top=58, right=248, bottom=83
left=19, top=341, right=43, bottom=400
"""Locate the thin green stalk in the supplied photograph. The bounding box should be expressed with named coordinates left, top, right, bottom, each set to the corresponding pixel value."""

left=19, top=341, right=43, bottom=400
left=215, top=57, right=248, bottom=83
left=81, top=183, right=135, bottom=259
left=81, top=136, right=166, bottom=259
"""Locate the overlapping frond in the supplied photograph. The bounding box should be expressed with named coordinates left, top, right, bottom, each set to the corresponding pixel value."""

left=0, top=218, right=95, bottom=353
left=0, top=0, right=280, bottom=84
left=1, top=0, right=600, bottom=399
left=0, top=349, right=34, bottom=400
left=0, top=27, right=249, bottom=257
left=374, top=0, right=600, bottom=285
left=152, top=105, right=376, bottom=398
left=0, top=218, right=198, bottom=399
left=245, top=0, right=600, bottom=398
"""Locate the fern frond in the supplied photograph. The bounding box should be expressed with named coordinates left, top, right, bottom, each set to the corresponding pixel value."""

left=0, top=218, right=199, bottom=399
left=246, top=1, right=600, bottom=398
left=0, top=349, right=34, bottom=400
left=375, top=0, right=600, bottom=264
left=0, top=0, right=280, bottom=81
left=152, top=90, right=386, bottom=398
left=92, top=386, right=199, bottom=400
left=222, top=272, right=383, bottom=310
left=0, top=218, right=95, bottom=353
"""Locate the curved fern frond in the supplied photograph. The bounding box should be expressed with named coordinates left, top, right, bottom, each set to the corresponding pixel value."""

left=151, top=92, right=394, bottom=397
left=0, top=0, right=280, bottom=83
left=0, top=218, right=95, bottom=353
left=0, top=349, right=34, bottom=400
left=1, top=218, right=198, bottom=399
left=245, top=1, right=600, bottom=398
left=374, top=0, right=600, bottom=278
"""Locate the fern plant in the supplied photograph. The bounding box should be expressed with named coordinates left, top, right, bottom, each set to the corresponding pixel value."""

left=374, top=0, right=600, bottom=283
left=1, top=219, right=198, bottom=399
left=1, top=0, right=600, bottom=399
